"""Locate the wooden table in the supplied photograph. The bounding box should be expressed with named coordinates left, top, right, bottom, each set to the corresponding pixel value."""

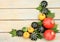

left=0, top=0, right=60, bottom=42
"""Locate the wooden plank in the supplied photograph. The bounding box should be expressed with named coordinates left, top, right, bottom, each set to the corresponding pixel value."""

left=0, top=33, right=59, bottom=42
left=0, top=0, right=60, bottom=8
left=0, top=20, right=59, bottom=32
left=0, top=9, right=59, bottom=19
left=0, top=21, right=37, bottom=32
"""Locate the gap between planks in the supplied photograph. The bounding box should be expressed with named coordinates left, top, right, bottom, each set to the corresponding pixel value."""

left=0, top=7, right=60, bottom=9
left=0, top=19, right=59, bottom=21
left=0, top=31, right=57, bottom=33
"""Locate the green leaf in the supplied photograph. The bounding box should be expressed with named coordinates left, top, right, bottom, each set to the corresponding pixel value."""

left=34, top=29, right=39, bottom=33
left=37, top=21, right=42, bottom=26
left=10, top=29, right=17, bottom=37
left=37, top=33, right=43, bottom=39
left=47, top=13, right=55, bottom=18
left=36, top=5, right=42, bottom=12
left=52, top=24, right=59, bottom=33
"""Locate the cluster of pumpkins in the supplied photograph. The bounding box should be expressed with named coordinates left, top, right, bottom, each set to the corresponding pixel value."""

left=15, top=15, right=55, bottom=41
left=10, top=1, right=57, bottom=41
left=15, top=17, right=55, bottom=40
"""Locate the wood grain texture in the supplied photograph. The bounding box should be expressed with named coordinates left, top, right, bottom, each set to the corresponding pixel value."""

left=0, top=0, right=60, bottom=42
left=0, top=33, right=59, bottom=42
left=0, top=20, right=59, bottom=32
left=0, top=0, right=60, bottom=8
left=0, top=9, right=60, bottom=19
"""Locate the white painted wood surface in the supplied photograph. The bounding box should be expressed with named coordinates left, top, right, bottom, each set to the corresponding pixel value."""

left=0, top=0, right=60, bottom=42
left=0, top=0, right=60, bottom=8
left=0, top=9, right=59, bottom=19
left=0, top=33, right=59, bottom=42
left=0, top=20, right=60, bottom=32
